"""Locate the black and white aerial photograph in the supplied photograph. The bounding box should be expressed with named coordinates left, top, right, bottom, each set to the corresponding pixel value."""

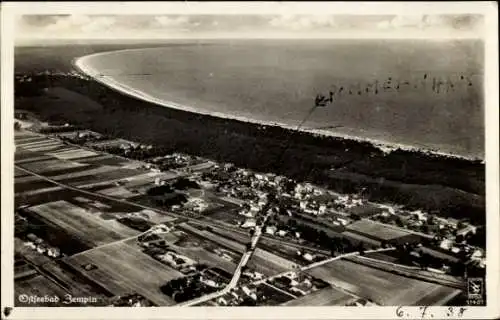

left=2, top=2, right=499, bottom=319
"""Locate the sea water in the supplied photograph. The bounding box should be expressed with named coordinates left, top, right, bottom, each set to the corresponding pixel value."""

left=76, top=39, right=484, bottom=159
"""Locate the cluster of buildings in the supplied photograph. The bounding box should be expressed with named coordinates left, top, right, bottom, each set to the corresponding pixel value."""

left=60, top=130, right=104, bottom=143
left=155, top=250, right=197, bottom=271
left=438, top=238, right=485, bottom=267
left=345, top=298, right=378, bottom=306
left=138, top=226, right=203, bottom=274
left=268, top=271, right=324, bottom=297
left=15, top=74, right=34, bottom=83
left=109, top=294, right=152, bottom=307
left=213, top=248, right=236, bottom=262
left=242, top=270, right=265, bottom=282
left=295, top=250, right=320, bottom=263
left=333, top=194, right=365, bottom=210
left=181, top=197, right=209, bottom=214
left=373, top=207, right=480, bottom=245
left=150, top=153, right=202, bottom=170
left=213, top=285, right=259, bottom=306
left=22, top=233, right=61, bottom=258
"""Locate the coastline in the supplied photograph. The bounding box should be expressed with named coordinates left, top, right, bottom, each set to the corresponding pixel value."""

left=73, top=52, right=483, bottom=163
left=15, top=56, right=486, bottom=224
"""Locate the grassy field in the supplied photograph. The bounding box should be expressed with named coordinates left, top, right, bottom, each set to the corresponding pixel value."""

left=48, top=165, right=119, bottom=181
left=15, top=165, right=101, bottom=183
left=40, top=261, right=111, bottom=298
left=15, top=153, right=54, bottom=164
left=15, top=179, right=58, bottom=194
left=248, top=248, right=298, bottom=277
left=341, top=230, right=382, bottom=247
left=346, top=219, right=412, bottom=241
left=57, top=168, right=141, bottom=187
left=281, top=287, right=356, bottom=306
left=167, top=226, right=241, bottom=273
left=15, top=167, right=31, bottom=177
left=19, top=158, right=88, bottom=174
left=65, top=241, right=181, bottom=306
left=306, top=259, right=460, bottom=306
left=203, top=224, right=251, bottom=244
left=78, top=155, right=127, bottom=166
left=15, top=274, right=69, bottom=306
left=28, top=200, right=139, bottom=247
left=364, top=251, right=400, bottom=263
left=178, top=223, right=246, bottom=253
left=16, top=138, right=62, bottom=149
left=415, top=286, right=462, bottom=305
left=21, top=143, right=72, bottom=154
left=345, top=203, right=386, bottom=217
left=171, top=242, right=238, bottom=274
left=182, top=222, right=299, bottom=276
left=347, top=255, right=465, bottom=288
left=48, top=148, right=99, bottom=160
left=15, top=238, right=54, bottom=267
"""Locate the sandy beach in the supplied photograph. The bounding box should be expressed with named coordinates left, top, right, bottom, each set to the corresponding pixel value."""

left=74, top=52, right=481, bottom=162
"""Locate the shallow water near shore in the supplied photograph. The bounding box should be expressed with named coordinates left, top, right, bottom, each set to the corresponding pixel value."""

left=76, top=39, right=484, bottom=159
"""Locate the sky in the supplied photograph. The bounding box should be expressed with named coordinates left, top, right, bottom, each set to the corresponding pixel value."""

left=15, top=14, right=484, bottom=43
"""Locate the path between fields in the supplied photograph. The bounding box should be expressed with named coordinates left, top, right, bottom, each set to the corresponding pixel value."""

left=177, top=211, right=273, bottom=307
left=252, top=247, right=397, bottom=285
left=15, top=164, right=327, bottom=264
left=16, top=162, right=274, bottom=307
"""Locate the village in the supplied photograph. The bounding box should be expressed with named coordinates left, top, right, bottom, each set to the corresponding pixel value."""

left=13, top=117, right=484, bottom=307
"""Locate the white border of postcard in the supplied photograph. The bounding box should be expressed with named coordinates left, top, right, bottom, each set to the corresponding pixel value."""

left=2, top=2, right=499, bottom=320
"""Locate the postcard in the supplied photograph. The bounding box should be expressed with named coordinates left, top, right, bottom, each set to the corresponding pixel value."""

left=1, top=2, right=498, bottom=319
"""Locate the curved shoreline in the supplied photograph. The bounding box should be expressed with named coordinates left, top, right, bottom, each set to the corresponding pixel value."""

left=73, top=50, right=483, bottom=162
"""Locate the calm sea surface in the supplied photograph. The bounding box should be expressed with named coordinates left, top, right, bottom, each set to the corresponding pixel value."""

left=81, top=39, right=484, bottom=158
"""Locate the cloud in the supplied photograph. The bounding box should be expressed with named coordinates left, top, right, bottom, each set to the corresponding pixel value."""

left=377, top=15, right=425, bottom=29
left=376, top=14, right=483, bottom=32
left=42, top=15, right=116, bottom=33
left=15, top=14, right=484, bottom=42
left=268, top=15, right=336, bottom=31
left=153, top=16, right=191, bottom=28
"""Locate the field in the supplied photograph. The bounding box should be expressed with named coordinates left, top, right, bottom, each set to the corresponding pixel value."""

left=93, top=186, right=138, bottom=198
left=15, top=167, right=30, bottom=177
left=364, top=251, right=400, bottom=263
left=281, top=287, right=356, bottom=306
left=346, top=219, right=412, bottom=241
left=171, top=242, right=238, bottom=274
left=39, top=261, right=111, bottom=298
left=64, top=241, right=182, bottom=306
left=346, top=255, right=465, bottom=288
left=170, top=225, right=240, bottom=273
left=15, top=238, right=53, bottom=267
left=17, top=141, right=66, bottom=153
left=15, top=274, right=69, bottom=306
left=254, top=283, right=296, bottom=306
left=27, top=200, right=139, bottom=247
left=19, top=158, right=89, bottom=173
left=415, top=286, right=463, bottom=305
left=341, top=230, right=382, bottom=247
left=57, top=168, right=142, bottom=187
left=78, top=155, right=128, bottom=166
left=15, top=179, right=57, bottom=194
left=183, top=222, right=301, bottom=276
left=249, top=248, right=298, bottom=277
left=47, top=148, right=99, bottom=160
left=306, top=259, right=461, bottom=306
left=177, top=223, right=246, bottom=253
left=178, top=222, right=298, bottom=276
left=345, top=203, right=385, bottom=217
left=47, top=165, right=119, bottom=181
left=15, top=153, right=55, bottom=164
